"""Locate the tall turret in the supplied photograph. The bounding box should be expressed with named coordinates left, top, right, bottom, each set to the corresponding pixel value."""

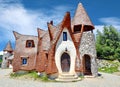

left=1, top=41, right=13, bottom=68
left=3, top=41, right=13, bottom=53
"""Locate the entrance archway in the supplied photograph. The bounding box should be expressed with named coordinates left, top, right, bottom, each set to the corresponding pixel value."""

left=83, top=54, right=91, bottom=75
left=61, top=53, right=70, bottom=72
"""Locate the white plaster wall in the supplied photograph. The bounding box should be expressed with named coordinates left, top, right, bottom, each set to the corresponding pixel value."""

left=55, top=28, right=76, bottom=75
left=1, top=52, right=12, bottom=68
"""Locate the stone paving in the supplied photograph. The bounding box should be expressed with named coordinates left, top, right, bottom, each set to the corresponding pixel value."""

left=0, top=69, right=120, bottom=87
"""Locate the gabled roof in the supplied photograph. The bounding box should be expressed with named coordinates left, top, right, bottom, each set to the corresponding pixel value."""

left=41, top=31, right=50, bottom=51
left=37, top=28, right=46, bottom=38
left=13, top=31, right=22, bottom=40
left=72, top=3, right=94, bottom=29
left=4, top=41, right=13, bottom=52
left=61, top=12, right=71, bottom=29
left=47, top=23, right=57, bottom=41
left=37, top=28, right=50, bottom=51
left=52, top=12, right=76, bottom=46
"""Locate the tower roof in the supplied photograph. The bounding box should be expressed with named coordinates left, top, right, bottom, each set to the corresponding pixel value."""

left=3, top=41, right=13, bottom=52
left=72, top=3, right=94, bottom=30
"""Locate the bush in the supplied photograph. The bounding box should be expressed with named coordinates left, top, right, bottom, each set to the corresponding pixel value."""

left=96, top=26, right=120, bottom=60
left=40, top=74, right=49, bottom=81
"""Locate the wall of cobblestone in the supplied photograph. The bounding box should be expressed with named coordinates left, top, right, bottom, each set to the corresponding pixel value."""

left=79, top=31, right=98, bottom=76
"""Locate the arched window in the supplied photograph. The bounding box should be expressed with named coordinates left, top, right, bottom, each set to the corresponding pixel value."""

left=26, top=40, right=35, bottom=48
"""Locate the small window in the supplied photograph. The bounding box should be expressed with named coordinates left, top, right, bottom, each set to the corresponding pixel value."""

left=5, top=57, right=7, bottom=60
left=26, top=40, right=35, bottom=48
left=45, top=53, right=48, bottom=60
left=22, top=58, right=27, bottom=65
left=74, top=25, right=81, bottom=33
left=63, top=32, right=67, bottom=41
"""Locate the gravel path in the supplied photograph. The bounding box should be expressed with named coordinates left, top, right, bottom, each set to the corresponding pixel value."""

left=0, top=69, right=120, bottom=87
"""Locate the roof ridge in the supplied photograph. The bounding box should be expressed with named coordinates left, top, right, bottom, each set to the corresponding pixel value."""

left=37, top=28, right=47, bottom=38
left=47, top=22, right=58, bottom=40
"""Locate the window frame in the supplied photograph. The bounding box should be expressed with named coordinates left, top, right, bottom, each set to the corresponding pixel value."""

left=26, top=40, right=35, bottom=48
left=63, top=32, right=67, bottom=41
left=21, top=57, right=28, bottom=65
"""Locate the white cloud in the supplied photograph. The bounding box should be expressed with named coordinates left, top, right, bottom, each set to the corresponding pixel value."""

left=93, top=17, right=120, bottom=36
left=99, top=17, right=120, bottom=31
left=94, top=25, right=104, bottom=35
left=0, top=51, right=3, bottom=55
left=99, top=17, right=120, bottom=25
left=0, top=0, right=71, bottom=50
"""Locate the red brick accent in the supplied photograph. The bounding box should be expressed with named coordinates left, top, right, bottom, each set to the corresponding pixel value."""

left=46, top=45, right=58, bottom=74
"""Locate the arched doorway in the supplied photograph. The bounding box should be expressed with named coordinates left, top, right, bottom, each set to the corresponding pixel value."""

left=83, top=54, right=92, bottom=75
left=61, top=53, right=70, bottom=72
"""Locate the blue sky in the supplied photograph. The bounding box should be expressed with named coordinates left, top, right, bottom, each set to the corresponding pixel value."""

left=0, top=0, right=120, bottom=51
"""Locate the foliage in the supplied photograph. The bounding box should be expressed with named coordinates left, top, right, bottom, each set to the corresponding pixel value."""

left=96, top=25, right=120, bottom=61
left=10, top=72, right=24, bottom=77
left=0, top=59, right=2, bottom=63
left=40, top=74, right=49, bottom=81
left=0, top=55, right=3, bottom=63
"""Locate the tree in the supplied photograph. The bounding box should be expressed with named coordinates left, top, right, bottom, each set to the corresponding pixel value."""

left=96, top=25, right=120, bottom=61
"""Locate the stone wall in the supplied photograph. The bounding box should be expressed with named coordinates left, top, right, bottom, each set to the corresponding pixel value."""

left=79, top=31, right=98, bottom=76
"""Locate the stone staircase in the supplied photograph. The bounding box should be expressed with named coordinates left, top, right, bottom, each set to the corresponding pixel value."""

left=56, top=73, right=81, bottom=82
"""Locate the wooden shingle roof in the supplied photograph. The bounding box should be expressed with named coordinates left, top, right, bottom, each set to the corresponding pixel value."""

left=4, top=41, right=13, bottom=52
left=72, top=3, right=94, bottom=30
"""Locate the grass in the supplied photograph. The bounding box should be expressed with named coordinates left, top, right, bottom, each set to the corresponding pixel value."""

left=79, top=75, right=84, bottom=79
left=10, top=72, right=24, bottom=77
left=10, top=71, right=50, bottom=82
left=98, top=66, right=119, bottom=73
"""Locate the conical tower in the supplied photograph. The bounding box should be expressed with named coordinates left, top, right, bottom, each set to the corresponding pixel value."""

left=72, top=3, right=94, bottom=31
left=3, top=41, right=13, bottom=52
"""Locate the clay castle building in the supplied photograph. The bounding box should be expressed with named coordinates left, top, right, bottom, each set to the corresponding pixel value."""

left=3, top=3, right=98, bottom=81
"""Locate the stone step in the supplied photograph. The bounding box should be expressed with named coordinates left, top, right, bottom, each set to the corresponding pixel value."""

left=56, top=77, right=81, bottom=82
left=59, top=75, right=78, bottom=79
left=56, top=73, right=81, bottom=82
left=60, top=75, right=75, bottom=77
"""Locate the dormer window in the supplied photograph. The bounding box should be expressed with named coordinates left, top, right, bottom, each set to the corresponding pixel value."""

left=26, top=40, right=35, bottom=48
left=74, top=25, right=81, bottom=33
left=63, top=32, right=67, bottom=41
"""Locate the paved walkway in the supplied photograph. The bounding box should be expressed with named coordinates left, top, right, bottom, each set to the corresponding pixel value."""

left=0, top=69, right=120, bottom=87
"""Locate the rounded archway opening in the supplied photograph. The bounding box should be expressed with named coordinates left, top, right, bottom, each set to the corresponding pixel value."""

left=83, top=54, right=92, bottom=75
left=61, top=52, right=70, bottom=72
